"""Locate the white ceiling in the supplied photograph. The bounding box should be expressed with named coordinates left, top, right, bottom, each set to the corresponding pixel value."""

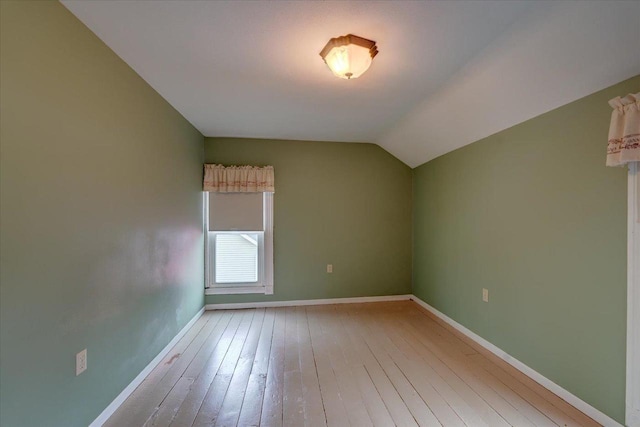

left=61, top=0, right=640, bottom=168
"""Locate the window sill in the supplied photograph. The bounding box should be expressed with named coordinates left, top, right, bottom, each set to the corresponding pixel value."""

left=205, top=285, right=271, bottom=295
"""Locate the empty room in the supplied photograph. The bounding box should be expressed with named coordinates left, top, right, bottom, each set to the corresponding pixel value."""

left=1, top=1, right=639, bottom=426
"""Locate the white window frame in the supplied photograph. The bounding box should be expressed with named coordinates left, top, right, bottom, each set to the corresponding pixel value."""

left=204, top=192, right=274, bottom=295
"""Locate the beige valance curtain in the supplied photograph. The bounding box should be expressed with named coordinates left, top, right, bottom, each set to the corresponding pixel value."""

left=203, top=164, right=275, bottom=192
left=606, top=92, right=640, bottom=167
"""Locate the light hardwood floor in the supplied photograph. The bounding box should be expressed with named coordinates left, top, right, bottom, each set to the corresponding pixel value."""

left=105, top=301, right=601, bottom=427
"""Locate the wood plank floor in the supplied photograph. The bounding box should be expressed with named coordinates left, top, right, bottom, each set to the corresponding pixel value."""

left=105, top=301, right=601, bottom=427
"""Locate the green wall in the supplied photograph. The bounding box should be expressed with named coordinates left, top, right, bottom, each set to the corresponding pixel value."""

left=204, top=138, right=413, bottom=305
left=413, top=75, right=639, bottom=424
left=0, top=2, right=205, bottom=427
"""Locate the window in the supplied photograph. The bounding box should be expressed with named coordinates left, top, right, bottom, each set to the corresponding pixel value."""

left=205, top=192, right=273, bottom=295
left=214, top=233, right=260, bottom=283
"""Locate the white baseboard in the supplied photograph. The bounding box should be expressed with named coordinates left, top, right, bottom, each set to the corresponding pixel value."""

left=89, top=306, right=205, bottom=427
left=409, top=295, right=623, bottom=427
left=205, top=294, right=412, bottom=310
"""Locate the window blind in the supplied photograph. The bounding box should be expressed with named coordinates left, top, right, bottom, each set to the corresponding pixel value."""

left=208, top=192, right=263, bottom=231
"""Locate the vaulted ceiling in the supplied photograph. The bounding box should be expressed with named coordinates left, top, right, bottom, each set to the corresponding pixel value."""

left=62, top=0, right=640, bottom=168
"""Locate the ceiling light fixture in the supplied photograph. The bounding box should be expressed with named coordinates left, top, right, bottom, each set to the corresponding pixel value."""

left=319, top=34, right=378, bottom=80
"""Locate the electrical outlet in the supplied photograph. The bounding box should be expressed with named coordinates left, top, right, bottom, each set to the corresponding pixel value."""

left=482, top=288, right=489, bottom=303
left=76, top=349, right=87, bottom=376
left=327, top=264, right=333, bottom=273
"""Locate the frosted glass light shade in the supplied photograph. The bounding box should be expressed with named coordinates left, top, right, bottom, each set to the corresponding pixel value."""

left=320, top=34, right=378, bottom=80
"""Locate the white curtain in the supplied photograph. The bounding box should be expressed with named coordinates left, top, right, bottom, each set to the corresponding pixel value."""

left=606, top=92, right=640, bottom=167
left=203, top=164, right=275, bottom=193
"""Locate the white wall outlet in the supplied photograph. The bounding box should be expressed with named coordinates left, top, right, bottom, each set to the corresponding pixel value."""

left=327, top=264, right=333, bottom=273
left=482, top=288, right=489, bottom=303
left=76, top=349, right=87, bottom=376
